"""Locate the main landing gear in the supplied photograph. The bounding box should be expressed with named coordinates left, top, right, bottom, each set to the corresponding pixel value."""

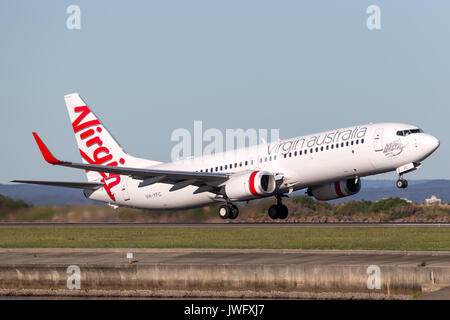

left=218, top=203, right=239, bottom=220
left=268, top=195, right=289, bottom=220
left=396, top=174, right=408, bottom=189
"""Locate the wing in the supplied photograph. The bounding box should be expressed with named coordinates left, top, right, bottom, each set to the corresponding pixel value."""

left=10, top=180, right=104, bottom=190
left=32, top=132, right=229, bottom=193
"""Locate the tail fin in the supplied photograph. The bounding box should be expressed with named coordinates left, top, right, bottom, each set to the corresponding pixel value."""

left=64, top=93, right=161, bottom=182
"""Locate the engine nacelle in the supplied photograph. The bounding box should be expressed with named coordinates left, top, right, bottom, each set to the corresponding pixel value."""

left=307, top=178, right=361, bottom=201
left=225, top=170, right=276, bottom=200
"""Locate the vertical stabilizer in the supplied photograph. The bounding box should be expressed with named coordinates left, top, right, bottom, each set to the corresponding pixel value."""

left=64, top=93, right=161, bottom=184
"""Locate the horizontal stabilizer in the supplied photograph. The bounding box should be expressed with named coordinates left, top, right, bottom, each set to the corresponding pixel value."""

left=10, top=180, right=104, bottom=190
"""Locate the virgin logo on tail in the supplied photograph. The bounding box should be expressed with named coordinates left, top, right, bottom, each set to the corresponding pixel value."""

left=72, top=105, right=125, bottom=201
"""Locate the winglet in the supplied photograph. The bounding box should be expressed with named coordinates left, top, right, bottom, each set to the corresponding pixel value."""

left=32, top=132, right=63, bottom=165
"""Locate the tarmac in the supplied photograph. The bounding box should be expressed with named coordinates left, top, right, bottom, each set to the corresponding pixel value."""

left=1, top=248, right=450, bottom=266
left=0, top=222, right=449, bottom=228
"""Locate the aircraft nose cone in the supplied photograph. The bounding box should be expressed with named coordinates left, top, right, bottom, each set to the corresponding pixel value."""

left=423, top=134, right=440, bottom=154
left=434, top=137, right=440, bottom=150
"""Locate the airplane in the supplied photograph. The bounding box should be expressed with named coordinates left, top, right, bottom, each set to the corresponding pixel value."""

left=12, top=93, right=440, bottom=220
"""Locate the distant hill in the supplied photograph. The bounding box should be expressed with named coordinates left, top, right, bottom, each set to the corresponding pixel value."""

left=284, top=179, right=449, bottom=204
left=331, top=179, right=450, bottom=203
left=0, top=184, right=97, bottom=206
left=0, top=179, right=448, bottom=206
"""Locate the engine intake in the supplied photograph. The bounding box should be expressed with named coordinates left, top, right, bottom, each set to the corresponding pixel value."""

left=225, top=170, right=276, bottom=200
left=307, top=178, right=361, bottom=201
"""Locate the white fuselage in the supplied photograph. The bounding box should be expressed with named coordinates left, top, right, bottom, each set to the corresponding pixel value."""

left=86, top=122, right=440, bottom=209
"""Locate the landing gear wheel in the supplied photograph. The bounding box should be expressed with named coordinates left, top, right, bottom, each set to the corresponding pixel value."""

left=268, top=205, right=279, bottom=220
left=268, top=195, right=290, bottom=220
left=396, top=179, right=408, bottom=189
left=268, top=204, right=289, bottom=220
left=218, top=205, right=231, bottom=219
left=277, top=205, right=288, bottom=219
left=229, top=205, right=239, bottom=220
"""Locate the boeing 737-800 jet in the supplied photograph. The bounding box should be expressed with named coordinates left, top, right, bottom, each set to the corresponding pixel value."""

left=12, top=93, right=440, bottom=220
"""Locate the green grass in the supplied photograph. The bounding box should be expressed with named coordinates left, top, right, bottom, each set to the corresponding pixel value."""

left=0, top=227, right=449, bottom=250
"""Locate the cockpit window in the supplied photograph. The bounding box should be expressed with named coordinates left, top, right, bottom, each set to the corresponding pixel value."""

left=396, top=128, right=423, bottom=136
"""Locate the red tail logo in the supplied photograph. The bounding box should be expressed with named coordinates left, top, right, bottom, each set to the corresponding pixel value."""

left=72, top=105, right=125, bottom=201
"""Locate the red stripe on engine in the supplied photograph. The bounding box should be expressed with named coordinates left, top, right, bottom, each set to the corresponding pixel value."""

left=249, top=171, right=260, bottom=195
left=334, top=181, right=345, bottom=197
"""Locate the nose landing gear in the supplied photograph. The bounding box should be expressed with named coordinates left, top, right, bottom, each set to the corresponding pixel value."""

left=396, top=162, right=422, bottom=189
left=268, top=195, right=289, bottom=220
left=396, top=176, right=408, bottom=189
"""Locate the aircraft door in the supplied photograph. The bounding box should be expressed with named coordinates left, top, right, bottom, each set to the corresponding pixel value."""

left=121, top=176, right=130, bottom=201
left=255, top=156, right=263, bottom=169
left=249, top=157, right=256, bottom=170
left=373, top=128, right=384, bottom=152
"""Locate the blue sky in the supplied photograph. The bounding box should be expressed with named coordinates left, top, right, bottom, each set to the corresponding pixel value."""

left=0, top=1, right=448, bottom=183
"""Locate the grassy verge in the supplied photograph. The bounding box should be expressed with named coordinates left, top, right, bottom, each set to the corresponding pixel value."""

left=0, top=226, right=449, bottom=250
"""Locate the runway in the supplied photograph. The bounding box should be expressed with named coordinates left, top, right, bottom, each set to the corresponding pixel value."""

left=1, top=222, right=449, bottom=228
left=1, top=248, right=450, bottom=266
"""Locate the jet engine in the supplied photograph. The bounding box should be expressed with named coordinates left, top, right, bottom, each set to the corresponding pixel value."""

left=307, top=178, right=361, bottom=201
left=224, top=170, right=276, bottom=200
